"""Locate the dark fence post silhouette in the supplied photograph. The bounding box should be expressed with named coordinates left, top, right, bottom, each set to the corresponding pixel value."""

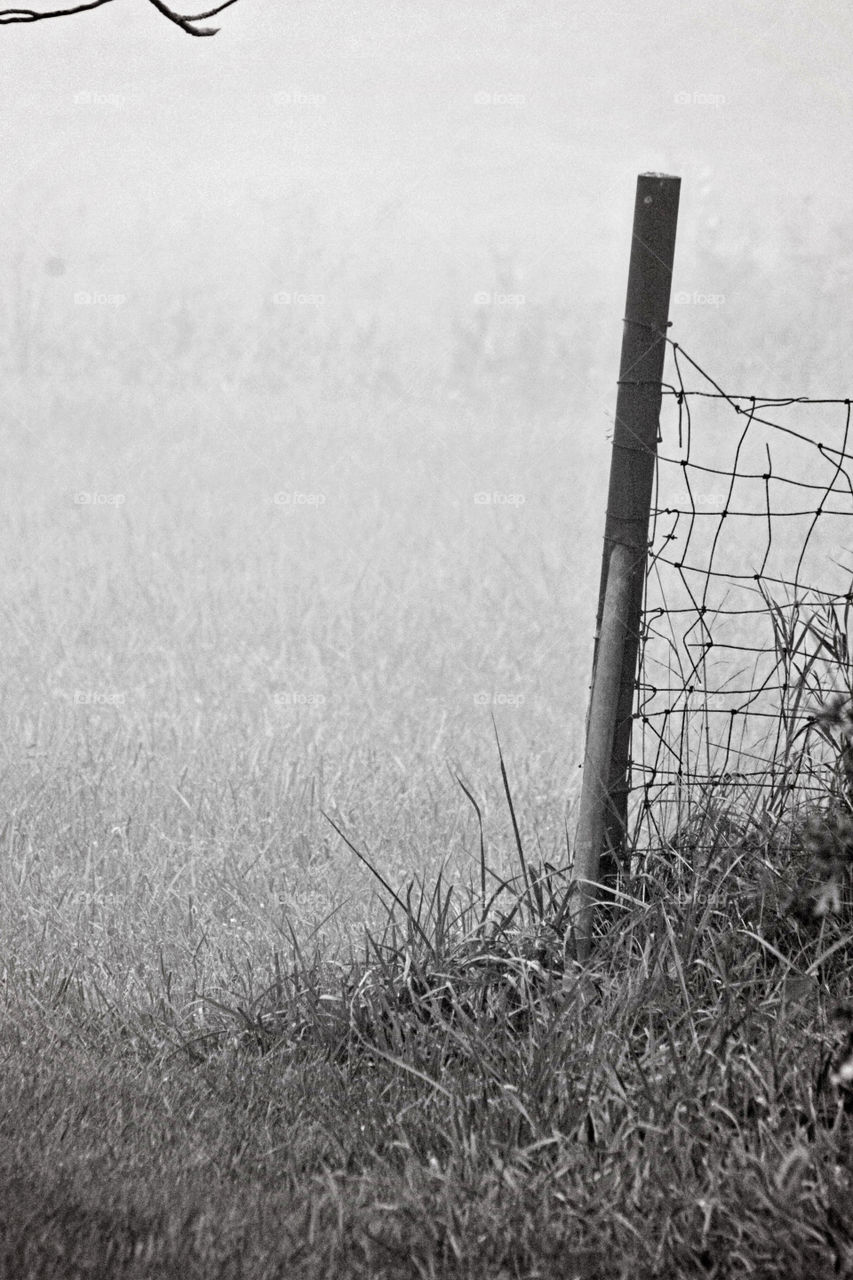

left=573, top=172, right=681, bottom=959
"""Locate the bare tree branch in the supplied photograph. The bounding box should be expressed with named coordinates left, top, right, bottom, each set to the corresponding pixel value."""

left=146, top=0, right=242, bottom=37
left=0, top=0, right=242, bottom=34
left=0, top=0, right=115, bottom=23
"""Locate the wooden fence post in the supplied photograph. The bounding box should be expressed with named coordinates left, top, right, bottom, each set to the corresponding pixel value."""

left=573, top=172, right=681, bottom=959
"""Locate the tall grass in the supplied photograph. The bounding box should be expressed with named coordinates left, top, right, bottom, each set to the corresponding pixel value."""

left=2, top=665, right=852, bottom=1276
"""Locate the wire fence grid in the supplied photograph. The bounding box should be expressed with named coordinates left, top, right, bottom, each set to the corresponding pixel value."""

left=630, top=338, right=853, bottom=858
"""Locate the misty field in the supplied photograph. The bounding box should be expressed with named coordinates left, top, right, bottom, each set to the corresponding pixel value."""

left=1, top=214, right=853, bottom=1278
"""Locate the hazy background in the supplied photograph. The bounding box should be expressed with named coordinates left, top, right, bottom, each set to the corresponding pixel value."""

left=2, top=0, right=852, bottom=956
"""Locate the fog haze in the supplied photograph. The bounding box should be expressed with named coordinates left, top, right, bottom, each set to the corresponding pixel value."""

left=3, top=0, right=852, bottom=881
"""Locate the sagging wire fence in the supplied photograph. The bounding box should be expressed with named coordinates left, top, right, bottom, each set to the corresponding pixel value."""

left=630, top=338, right=853, bottom=862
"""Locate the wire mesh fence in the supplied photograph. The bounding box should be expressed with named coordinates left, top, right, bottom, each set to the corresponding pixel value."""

left=630, top=338, right=853, bottom=860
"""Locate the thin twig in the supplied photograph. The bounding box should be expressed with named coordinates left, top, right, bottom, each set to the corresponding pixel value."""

left=0, top=0, right=115, bottom=22
left=146, top=0, right=242, bottom=37
left=0, top=0, right=242, bottom=34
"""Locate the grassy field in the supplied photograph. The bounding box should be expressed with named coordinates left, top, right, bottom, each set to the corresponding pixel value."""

left=2, top=241, right=853, bottom=1277
left=1, top=724, right=852, bottom=1278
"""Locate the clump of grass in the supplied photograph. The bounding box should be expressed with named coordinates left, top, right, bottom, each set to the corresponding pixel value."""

left=200, top=707, right=853, bottom=1115
left=198, top=734, right=589, bottom=1076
